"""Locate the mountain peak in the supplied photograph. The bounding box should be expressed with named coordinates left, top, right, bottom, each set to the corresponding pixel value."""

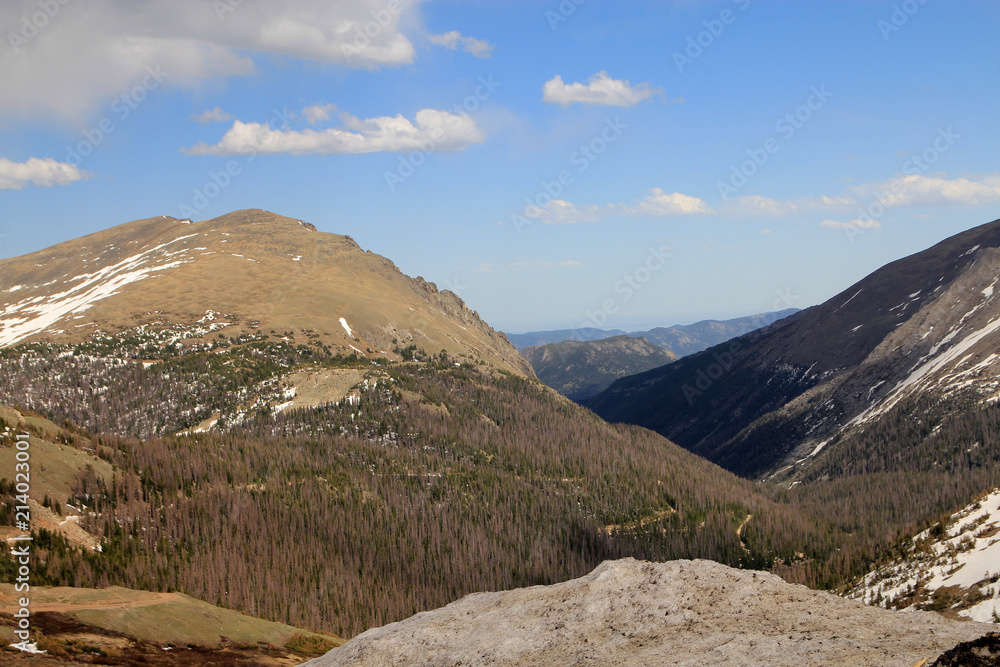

left=0, top=210, right=531, bottom=375
left=200, top=209, right=319, bottom=233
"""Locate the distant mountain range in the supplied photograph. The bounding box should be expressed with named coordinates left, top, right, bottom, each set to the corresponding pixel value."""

left=587, top=216, right=1000, bottom=482
left=512, top=309, right=797, bottom=400
left=506, top=309, right=799, bottom=357
left=522, top=335, right=677, bottom=400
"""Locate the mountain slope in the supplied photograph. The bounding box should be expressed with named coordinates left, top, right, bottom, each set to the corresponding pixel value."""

left=634, top=308, right=798, bottom=357
left=506, top=327, right=627, bottom=350
left=505, top=309, right=797, bottom=357
left=848, top=486, right=1000, bottom=623
left=0, top=209, right=531, bottom=376
left=523, top=335, right=677, bottom=400
left=0, top=210, right=859, bottom=639
left=587, top=217, right=1000, bottom=479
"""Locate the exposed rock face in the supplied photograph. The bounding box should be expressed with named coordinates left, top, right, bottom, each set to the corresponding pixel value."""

left=302, top=558, right=993, bottom=667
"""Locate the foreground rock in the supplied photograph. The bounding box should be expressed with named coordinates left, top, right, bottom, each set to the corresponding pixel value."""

left=303, top=558, right=993, bottom=667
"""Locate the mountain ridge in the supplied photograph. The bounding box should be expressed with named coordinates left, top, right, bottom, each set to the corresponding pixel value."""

left=586, top=216, right=1000, bottom=479
left=506, top=309, right=798, bottom=357
left=522, top=335, right=677, bottom=400
left=0, top=209, right=532, bottom=376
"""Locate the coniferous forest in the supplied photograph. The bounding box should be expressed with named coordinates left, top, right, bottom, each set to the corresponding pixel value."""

left=1, top=338, right=999, bottom=636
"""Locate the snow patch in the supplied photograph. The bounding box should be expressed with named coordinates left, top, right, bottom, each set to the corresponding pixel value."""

left=834, top=289, right=862, bottom=313
left=0, top=234, right=197, bottom=347
left=340, top=317, right=354, bottom=338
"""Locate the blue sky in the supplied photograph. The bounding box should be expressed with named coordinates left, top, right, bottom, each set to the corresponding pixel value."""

left=2, top=0, right=999, bottom=333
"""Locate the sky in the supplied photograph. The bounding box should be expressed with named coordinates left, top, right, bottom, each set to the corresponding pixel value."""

left=2, top=0, right=999, bottom=333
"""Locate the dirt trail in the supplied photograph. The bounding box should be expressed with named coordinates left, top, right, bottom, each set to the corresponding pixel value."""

left=0, top=591, right=178, bottom=613
left=736, top=513, right=753, bottom=552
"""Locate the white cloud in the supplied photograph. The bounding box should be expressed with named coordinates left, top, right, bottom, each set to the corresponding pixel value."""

left=527, top=189, right=711, bottom=225
left=820, top=219, right=881, bottom=230
left=850, top=173, right=1000, bottom=207
left=618, top=188, right=713, bottom=216
left=193, top=107, right=233, bottom=123
left=0, top=157, right=93, bottom=190
left=542, top=72, right=663, bottom=107
left=0, top=0, right=420, bottom=123
left=528, top=200, right=603, bottom=225
left=814, top=194, right=856, bottom=207
left=183, top=108, right=485, bottom=156
left=724, top=195, right=799, bottom=216
left=302, top=103, right=337, bottom=125
left=428, top=31, right=492, bottom=58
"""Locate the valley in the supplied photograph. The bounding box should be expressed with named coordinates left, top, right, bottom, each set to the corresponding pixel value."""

left=0, top=210, right=998, bottom=663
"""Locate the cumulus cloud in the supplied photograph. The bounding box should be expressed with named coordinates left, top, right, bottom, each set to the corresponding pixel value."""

left=850, top=173, right=1000, bottom=207
left=0, top=0, right=420, bottom=123
left=302, top=103, right=337, bottom=125
left=526, top=189, right=711, bottom=225
left=527, top=200, right=603, bottom=225
left=542, top=72, right=663, bottom=107
left=724, top=195, right=800, bottom=216
left=617, top=188, right=713, bottom=216
left=193, top=107, right=234, bottom=123
left=428, top=31, right=492, bottom=58
left=183, top=108, right=485, bottom=156
left=0, top=157, right=93, bottom=190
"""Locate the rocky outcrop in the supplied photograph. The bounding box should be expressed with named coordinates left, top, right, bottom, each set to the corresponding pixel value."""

left=303, top=558, right=993, bottom=667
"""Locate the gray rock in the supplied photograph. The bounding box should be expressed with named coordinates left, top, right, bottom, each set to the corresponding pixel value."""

left=302, top=558, right=994, bottom=666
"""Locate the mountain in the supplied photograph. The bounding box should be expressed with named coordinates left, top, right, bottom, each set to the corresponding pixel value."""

left=505, top=327, right=628, bottom=350
left=304, top=558, right=993, bottom=667
left=2, top=210, right=996, bottom=651
left=0, top=210, right=861, bottom=640
left=848, top=485, right=1000, bottom=623
left=506, top=309, right=797, bottom=357
left=522, top=335, right=676, bottom=400
left=635, top=308, right=799, bottom=358
left=0, top=209, right=531, bottom=377
left=587, top=217, right=1000, bottom=480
